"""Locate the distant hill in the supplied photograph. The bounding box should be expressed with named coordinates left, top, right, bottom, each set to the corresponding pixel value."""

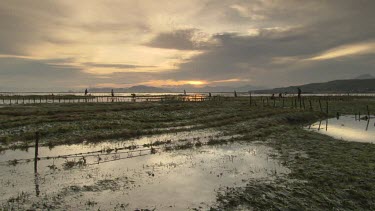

left=89, top=85, right=171, bottom=93
left=164, top=85, right=266, bottom=93
left=355, top=74, right=374, bottom=79
left=253, top=79, right=375, bottom=94
left=167, top=85, right=238, bottom=93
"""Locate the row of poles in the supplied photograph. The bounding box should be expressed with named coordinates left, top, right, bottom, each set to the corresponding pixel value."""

left=0, top=95, right=213, bottom=105
left=248, top=94, right=373, bottom=118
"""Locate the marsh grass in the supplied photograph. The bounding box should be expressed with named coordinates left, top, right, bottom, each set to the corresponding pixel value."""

left=1, top=96, right=375, bottom=210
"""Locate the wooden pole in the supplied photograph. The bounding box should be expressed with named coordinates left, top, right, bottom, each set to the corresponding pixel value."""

left=34, top=132, right=39, bottom=173
left=302, top=98, right=306, bottom=110
left=319, top=99, right=323, bottom=112
left=249, top=92, right=252, bottom=107
left=367, top=105, right=370, bottom=117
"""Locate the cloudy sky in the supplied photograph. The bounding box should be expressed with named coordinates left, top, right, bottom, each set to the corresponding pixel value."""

left=0, top=0, right=374, bottom=91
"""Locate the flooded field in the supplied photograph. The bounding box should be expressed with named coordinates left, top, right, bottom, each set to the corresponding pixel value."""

left=1, top=97, right=375, bottom=210
left=306, top=115, right=375, bottom=143
left=0, top=138, right=288, bottom=210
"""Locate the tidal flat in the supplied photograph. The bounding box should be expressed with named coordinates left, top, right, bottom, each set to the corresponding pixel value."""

left=0, top=96, right=375, bottom=210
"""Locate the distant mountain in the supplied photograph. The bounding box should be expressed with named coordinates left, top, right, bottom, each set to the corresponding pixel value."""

left=253, top=79, right=375, bottom=94
left=125, top=85, right=171, bottom=93
left=236, top=85, right=267, bottom=92
left=166, top=85, right=235, bottom=93
left=355, top=74, right=374, bottom=79
left=89, top=84, right=266, bottom=93
left=164, top=84, right=266, bottom=93
left=89, top=85, right=171, bottom=93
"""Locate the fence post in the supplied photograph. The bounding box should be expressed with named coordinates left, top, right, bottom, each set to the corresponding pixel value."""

left=367, top=105, right=370, bottom=117
left=249, top=92, right=252, bottom=107
left=34, top=132, right=39, bottom=173
left=319, top=99, right=323, bottom=112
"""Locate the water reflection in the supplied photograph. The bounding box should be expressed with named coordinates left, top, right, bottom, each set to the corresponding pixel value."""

left=0, top=142, right=288, bottom=210
left=306, top=115, right=375, bottom=143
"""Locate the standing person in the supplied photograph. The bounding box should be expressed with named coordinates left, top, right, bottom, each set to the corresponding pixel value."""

left=297, top=88, right=302, bottom=99
left=278, top=93, right=283, bottom=98
left=111, top=89, right=114, bottom=97
left=84, top=89, right=88, bottom=96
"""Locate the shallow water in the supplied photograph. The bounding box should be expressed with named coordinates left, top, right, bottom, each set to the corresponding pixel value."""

left=0, top=138, right=288, bottom=210
left=306, top=115, right=375, bottom=143
left=0, top=128, right=222, bottom=161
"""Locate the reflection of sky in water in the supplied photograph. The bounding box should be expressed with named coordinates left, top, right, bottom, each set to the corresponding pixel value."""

left=0, top=131, right=288, bottom=210
left=307, top=116, right=375, bottom=143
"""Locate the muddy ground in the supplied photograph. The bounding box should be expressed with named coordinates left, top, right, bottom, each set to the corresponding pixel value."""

left=0, top=96, right=374, bottom=210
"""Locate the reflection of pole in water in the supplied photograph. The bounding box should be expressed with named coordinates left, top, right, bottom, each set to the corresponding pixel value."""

left=34, top=173, right=40, bottom=197
left=34, top=132, right=40, bottom=196
left=34, top=132, right=39, bottom=173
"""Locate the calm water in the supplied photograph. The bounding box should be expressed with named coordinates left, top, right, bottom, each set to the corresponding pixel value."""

left=306, top=115, right=375, bottom=143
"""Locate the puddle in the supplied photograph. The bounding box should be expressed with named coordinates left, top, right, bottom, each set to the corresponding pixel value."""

left=0, top=128, right=226, bottom=159
left=0, top=133, right=288, bottom=210
left=306, top=115, right=375, bottom=143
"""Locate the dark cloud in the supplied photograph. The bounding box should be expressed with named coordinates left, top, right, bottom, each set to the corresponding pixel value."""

left=0, top=57, right=89, bottom=91
left=0, top=1, right=69, bottom=55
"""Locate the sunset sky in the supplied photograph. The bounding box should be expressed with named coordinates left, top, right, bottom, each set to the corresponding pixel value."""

left=0, top=0, right=374, bottom=91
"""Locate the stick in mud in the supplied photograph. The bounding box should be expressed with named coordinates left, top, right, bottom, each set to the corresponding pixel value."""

left=367, top=105, right=370, bottom=117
